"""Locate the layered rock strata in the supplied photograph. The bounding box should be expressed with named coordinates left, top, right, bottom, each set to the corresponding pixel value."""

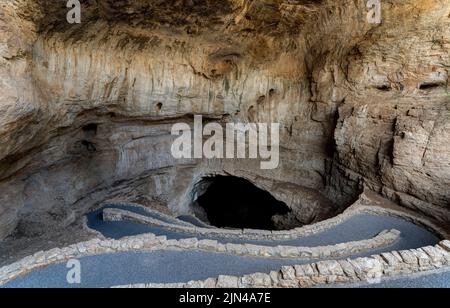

left=0, top=0, right=449, bottom=240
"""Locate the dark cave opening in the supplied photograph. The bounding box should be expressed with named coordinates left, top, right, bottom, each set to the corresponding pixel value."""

left=196, top=176, right=291, bottom=230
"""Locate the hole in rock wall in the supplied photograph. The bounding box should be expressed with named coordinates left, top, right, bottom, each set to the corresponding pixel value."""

left=80, top=123, right=98, bottom=153
left=82, top=123, right=98, bottom=135
left=418, top=82, right=445, bottom=90
left=81, top=140, right=97, bottom=153
left=194, top=176, right=291, bottom=230
left=375, top=84, right=392, bottom=91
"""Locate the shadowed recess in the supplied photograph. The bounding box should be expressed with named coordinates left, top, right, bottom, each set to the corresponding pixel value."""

left=196, top=176, right=291, bottom=230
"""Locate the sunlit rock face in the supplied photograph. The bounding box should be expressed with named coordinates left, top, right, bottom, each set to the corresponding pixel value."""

left=0, top=0, right=449, bottom=239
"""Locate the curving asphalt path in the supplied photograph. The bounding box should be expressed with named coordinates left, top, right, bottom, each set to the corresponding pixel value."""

left=363, top=271, right=450, bottom=288
left=3, top=251, right=309, bottom=288
left=177, top=215, right=215, bottom=228
left=1, top=205, right=445, bottom=288
left=88, top=205, right=439, bottom=250
left=102, top=204, right=193, bottom=227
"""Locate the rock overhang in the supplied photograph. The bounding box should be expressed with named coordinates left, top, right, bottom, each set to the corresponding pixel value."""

left=0, top=0, right=449, bottom=242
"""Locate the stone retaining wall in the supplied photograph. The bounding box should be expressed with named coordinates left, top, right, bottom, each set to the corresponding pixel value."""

left=0, top=229, right=400, bottom=286
left=1, top=192, right=447, bottom=287
left=114, top=240, right=450, bottom=288
left=102, top=199, right=448, bottom=241
left=102, top=203, right=197, bottom=227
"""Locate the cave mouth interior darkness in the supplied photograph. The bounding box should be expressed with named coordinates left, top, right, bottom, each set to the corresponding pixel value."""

left=196, top=176, right=291, bottom=230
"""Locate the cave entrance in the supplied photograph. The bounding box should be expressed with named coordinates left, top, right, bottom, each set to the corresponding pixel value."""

left=195, top=176, right=291, bottom=230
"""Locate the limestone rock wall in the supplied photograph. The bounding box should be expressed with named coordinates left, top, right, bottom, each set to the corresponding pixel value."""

left=0, top=0, right=449, bottom=239
left=333, top=0, right=450, bottom=222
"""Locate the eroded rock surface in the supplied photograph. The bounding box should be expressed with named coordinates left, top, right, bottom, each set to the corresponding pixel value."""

left=0, top=0, right=449, bottom=240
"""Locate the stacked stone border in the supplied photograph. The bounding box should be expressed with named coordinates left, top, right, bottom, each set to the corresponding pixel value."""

left=101, top=203, right=199, bottom=228
left=114, top=240, right=450, bottom=288
left=0, top=229, right=399, bottom=286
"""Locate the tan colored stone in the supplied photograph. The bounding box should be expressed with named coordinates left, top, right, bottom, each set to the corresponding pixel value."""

left=281, top=266, right=296, bottom=281
left=399, top=250, right=418, bottom=265
left=217, top=275, right=239, bottom=288
left=316, top=260, right=344, bottom=276
left=439, top=241, right=450, bottom=253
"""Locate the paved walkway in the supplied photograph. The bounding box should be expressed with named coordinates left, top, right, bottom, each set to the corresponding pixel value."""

left=3, top=251, right=308, bottom=288
left=2, top=206, right=444, bottom=288
left=88, top=206, right=439, bottom=249
left=366, top=271, right=450, bottom=288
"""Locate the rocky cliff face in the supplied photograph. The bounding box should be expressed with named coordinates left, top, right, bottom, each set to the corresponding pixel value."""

left=0, top=0, right=449, bottom=240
